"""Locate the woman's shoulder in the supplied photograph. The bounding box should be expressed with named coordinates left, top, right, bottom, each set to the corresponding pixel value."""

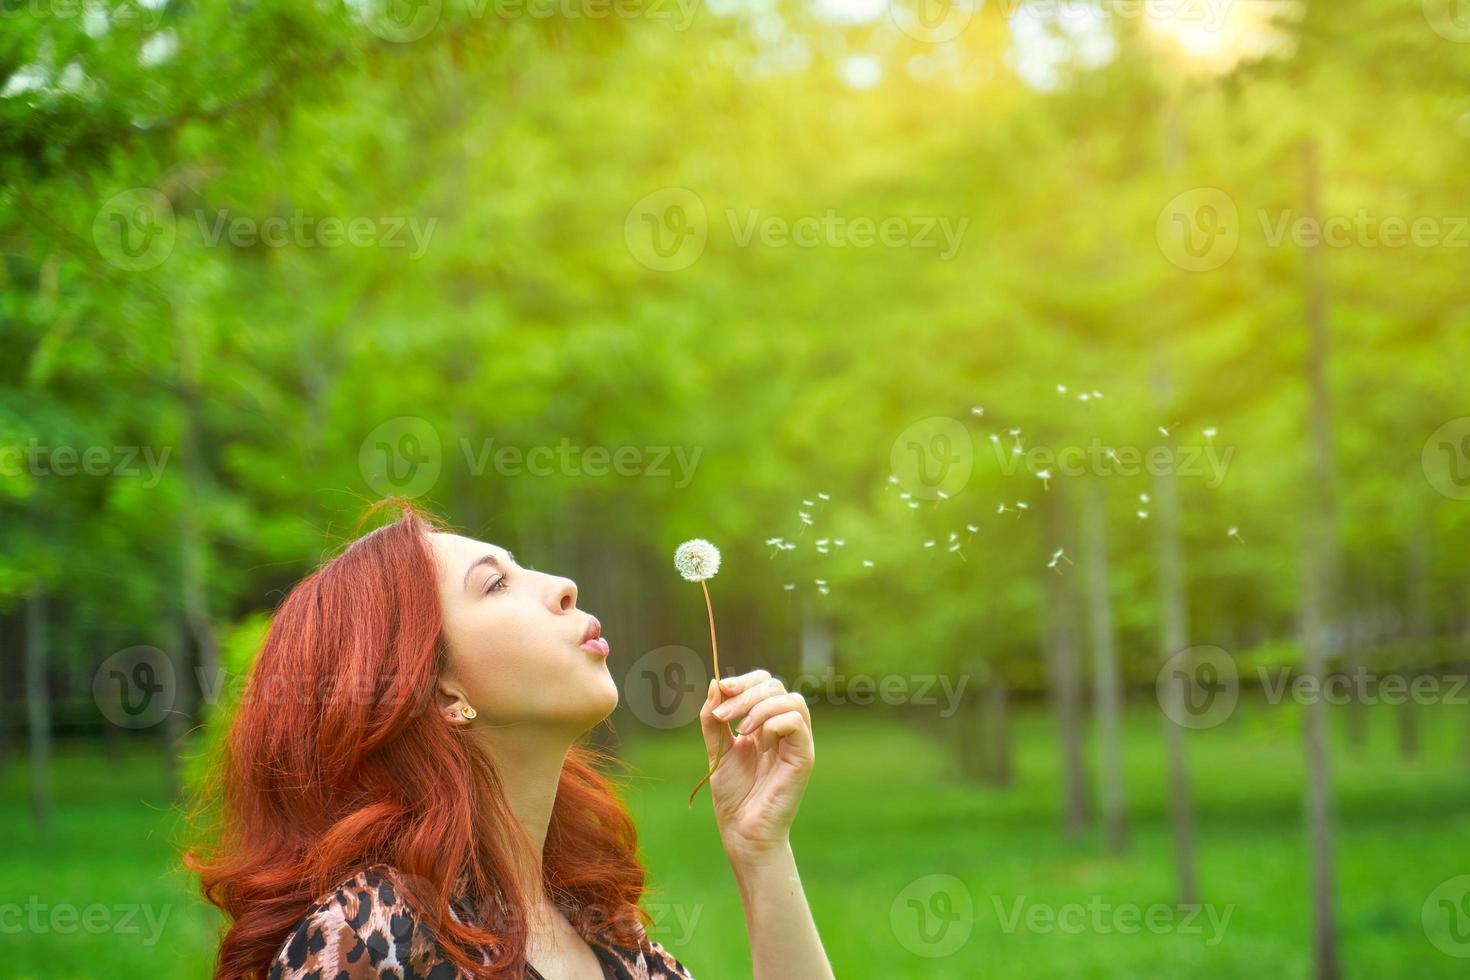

left=270, top=864, right=457, bottom=980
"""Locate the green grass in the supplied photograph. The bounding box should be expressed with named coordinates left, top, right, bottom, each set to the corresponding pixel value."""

left=3, top=699, right=1468, bottom=978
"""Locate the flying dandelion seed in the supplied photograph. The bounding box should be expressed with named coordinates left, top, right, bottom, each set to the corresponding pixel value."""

left=997, top=502, right=1012, bottom=515
left=1203, top=427, right=1218, bottom=441
left=1138, top=510, right=1149, bottom=520
left=1078, top=393, right=1091, bottom=402
left=989, top=434, right=1001, bottom=444
left=898, top=491, right=912, bottom=501
left=886, top=474, right=900, bottom=490
left=816, top=538, right=829, bottom=547
left=1139, top=493, right=1150, bottom=504
left=862, top=559, right=875, bottom=568
left=817, top=492, right=831, bottom=502
left=1036, top=469, right=1052, bottom=490
left=1158, top=426, right=1171, bottom=438
left=802, top=499, right=815, bottom=507
left=1105, top=448, right=1119, bottom=462
left=1012, top=444, right=1024, bottom=457
left=934, top=490, right=949, bottom=508
left=1016, top=502, right=1028, bottom=512
left=781, top=542, right=797, bottom=551
left=949, top=531, right=959, bottom=542
left=1092, top=390, right=1103, bottom=399
left=971, top=406, right=985, bottom=416
left=907, top=501, right=920, bottom=510
left=1228, top=526, right=1245, bottom=544
left=783, top=583, right=795, bottom=591
left=817, top=586, right=830, bottom=596
left=948, top=542, right=964, bottom=560
left=923, top=540, right=936, bottom=548
left=1009, top=428, right=1021, bottom=437
left=815, top=578, right=828, bottom=586
left=765, top=536, right=786, bottom=558
left=834, top=539, right=846, bottom=547
left=1047, top=547, right=1074, bottom=573
left=1057, top=384, right=1069, bottom=395
left=966, top=524, right=979, bottom=536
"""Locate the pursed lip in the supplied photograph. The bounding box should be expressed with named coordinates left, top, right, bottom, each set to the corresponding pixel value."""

left=579, top=616, right=610, bottom=656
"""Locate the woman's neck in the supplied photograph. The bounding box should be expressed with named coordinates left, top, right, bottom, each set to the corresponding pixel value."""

left=472, top=725, right=574, bottom=905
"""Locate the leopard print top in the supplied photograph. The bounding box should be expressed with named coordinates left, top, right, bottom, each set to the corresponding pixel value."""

left=268, top=865, right=694, bottom=980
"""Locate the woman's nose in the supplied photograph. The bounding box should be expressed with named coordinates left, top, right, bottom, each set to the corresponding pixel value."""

left=552, top=576, right=577, bottom=612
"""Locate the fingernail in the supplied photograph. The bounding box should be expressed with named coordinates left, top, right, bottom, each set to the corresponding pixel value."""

left=720, top=677, right=738, bottom=691
left=713, top=704, right=733, bottom=720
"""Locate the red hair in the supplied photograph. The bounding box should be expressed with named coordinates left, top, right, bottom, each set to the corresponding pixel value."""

left=186, top=503, right=648, bottom=978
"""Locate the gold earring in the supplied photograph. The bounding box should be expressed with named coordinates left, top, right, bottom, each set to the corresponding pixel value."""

left=460, top=706, right=477, bottom=720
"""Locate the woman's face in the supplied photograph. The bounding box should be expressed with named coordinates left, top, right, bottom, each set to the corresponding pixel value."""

left=428, top=532, right=618, bottom=731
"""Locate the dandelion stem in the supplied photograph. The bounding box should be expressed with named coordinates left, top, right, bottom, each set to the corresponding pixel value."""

left=689, top=578, right=735, bottom=806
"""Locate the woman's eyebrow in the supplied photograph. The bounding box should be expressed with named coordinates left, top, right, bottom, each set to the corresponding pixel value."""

left=463, top=554, right=502, bottom=591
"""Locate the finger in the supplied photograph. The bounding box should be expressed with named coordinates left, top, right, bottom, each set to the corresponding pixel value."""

left=756, top=709, right=813, bottom=758
left=716, top=669, right=771, bottom=699
left=712, top=677, right=786, bottom=724
left=734, top=691, right=809, bottom=736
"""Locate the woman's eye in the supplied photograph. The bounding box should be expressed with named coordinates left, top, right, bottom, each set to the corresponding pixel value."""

left=486, top=575, right=506, bottom=594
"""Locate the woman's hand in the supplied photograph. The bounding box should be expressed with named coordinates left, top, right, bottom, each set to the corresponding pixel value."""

left=698, top=669, right=815, bottom=866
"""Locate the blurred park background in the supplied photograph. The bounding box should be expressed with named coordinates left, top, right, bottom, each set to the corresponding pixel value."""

left=4, top=0, right=1470, bottom=976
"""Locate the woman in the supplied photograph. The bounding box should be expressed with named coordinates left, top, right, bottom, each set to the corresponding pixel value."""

left=187, top=504, right=833, bottom=979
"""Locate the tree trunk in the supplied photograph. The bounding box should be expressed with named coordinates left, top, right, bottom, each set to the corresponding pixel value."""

left=1082, top=481, right=1127, bottom=854
left=175, top=310, right=221, bottom=693
left=25, top=593, right=52, bottom=833
left=1299, top=137, right=1341, bottom=980
left=1399, top=528, right=1430, bottom=759
left=1153, top=365, right=1199, bottom=905
left=1043, top=491, right=1089, bottom=837
left=985, top=678, right=1012, bottom=787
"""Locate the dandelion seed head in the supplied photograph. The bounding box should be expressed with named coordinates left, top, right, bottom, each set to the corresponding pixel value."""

left=673, top=539, right=721, bottom=582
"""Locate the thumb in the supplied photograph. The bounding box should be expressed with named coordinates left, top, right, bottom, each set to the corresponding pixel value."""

left=698, top=678, right=728, bottom=765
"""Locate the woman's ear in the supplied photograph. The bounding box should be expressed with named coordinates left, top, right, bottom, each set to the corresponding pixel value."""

left=436, top=672, right=476, bottom=725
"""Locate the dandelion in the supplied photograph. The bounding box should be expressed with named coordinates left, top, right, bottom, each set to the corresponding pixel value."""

left=1228, top=526, right=1244, bottom=544
left=674, top=540, right=729, bottom=806
left=1036, top=469, right=1052, bottom=491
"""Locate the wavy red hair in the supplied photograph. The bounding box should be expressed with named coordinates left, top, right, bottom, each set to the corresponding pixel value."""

left=186, top=502, right=648, bottom=978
